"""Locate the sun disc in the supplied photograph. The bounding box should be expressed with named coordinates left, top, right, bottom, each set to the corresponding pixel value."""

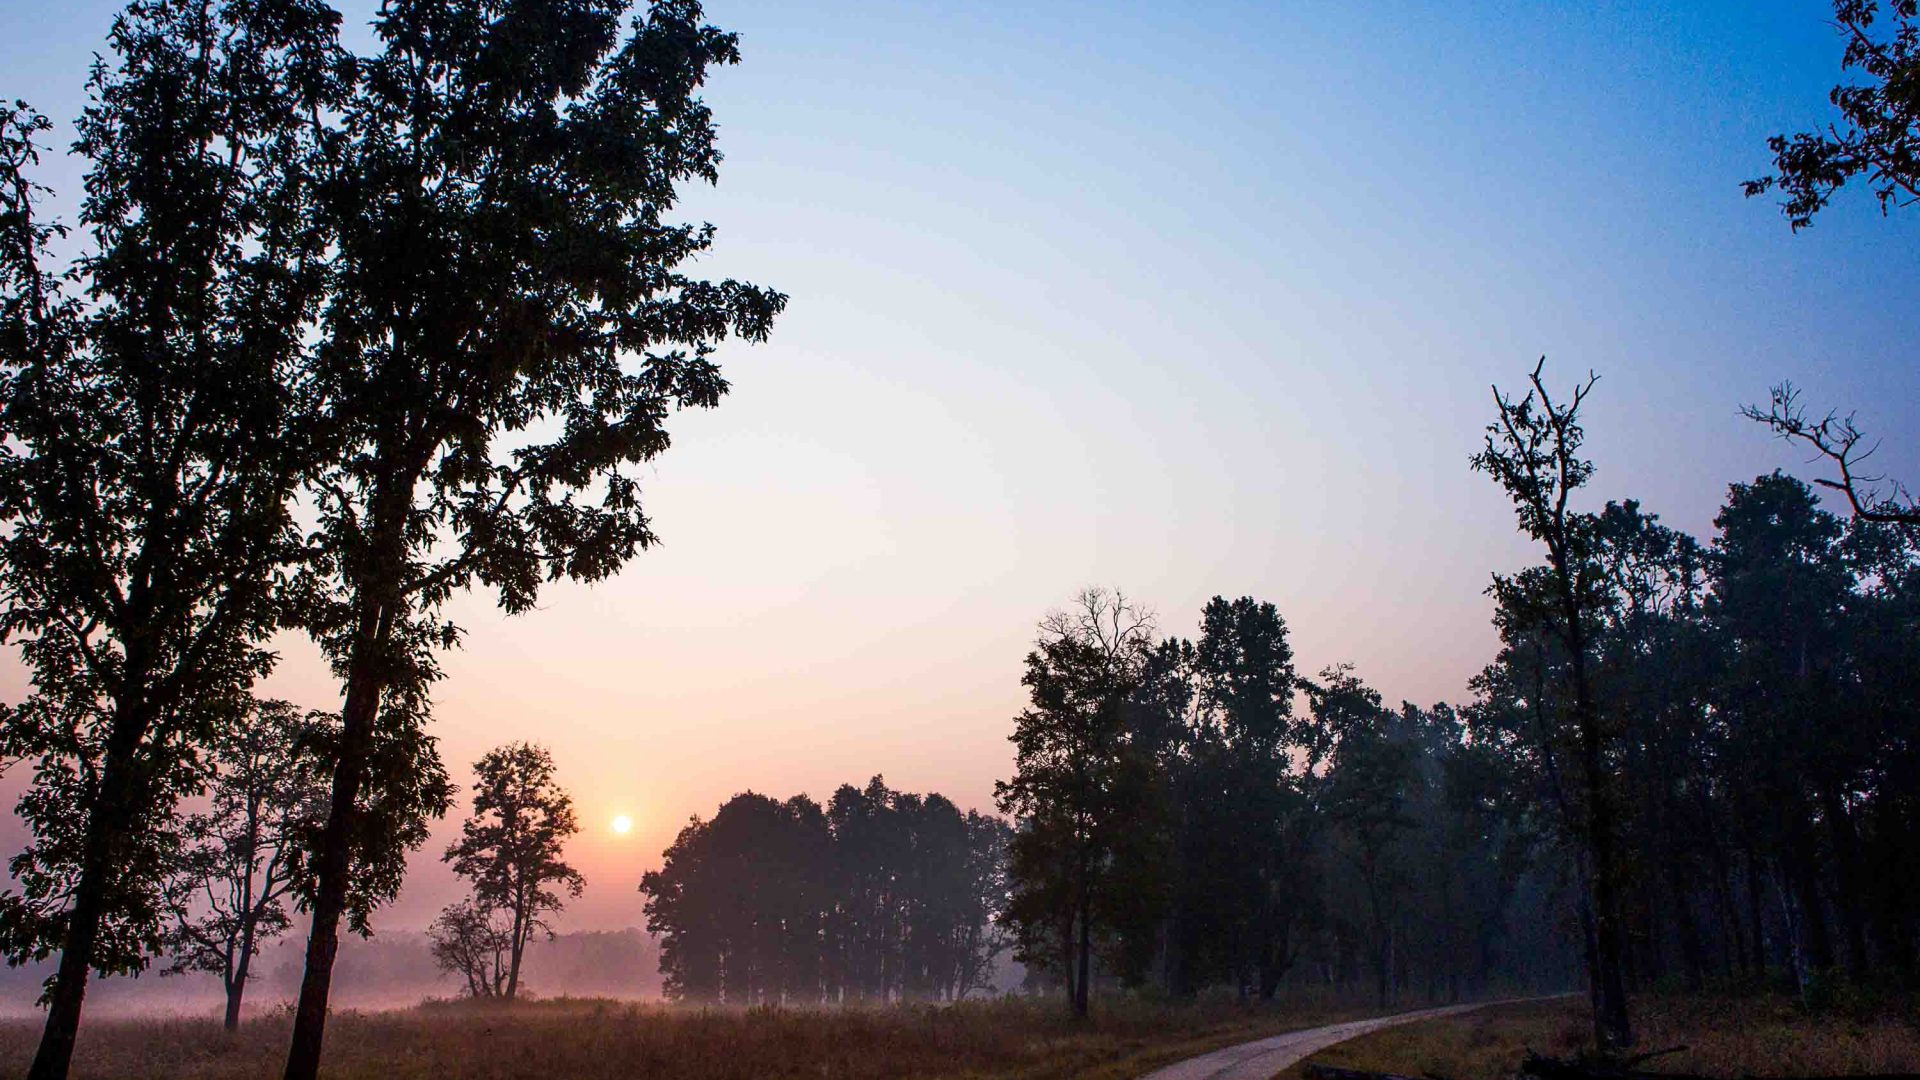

left=611, top=814, right=633, bottom=835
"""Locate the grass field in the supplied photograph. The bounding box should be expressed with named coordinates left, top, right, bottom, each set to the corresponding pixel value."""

left=1281, top=995, right=1920, bottom=1080
left=0, top=994, right=1379, bottom=1080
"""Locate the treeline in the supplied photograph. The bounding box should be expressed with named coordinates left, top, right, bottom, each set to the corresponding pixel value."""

left=994, top=590, right=1578, bottom=1015
left=997, top=369, right=1920, bottom=1039
left=640, top=778, right=1011, bottom=1004
left=1474, top=469, right=1920, bottom=1000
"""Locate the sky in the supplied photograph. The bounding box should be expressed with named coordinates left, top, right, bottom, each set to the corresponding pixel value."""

left=0, top=0, right=1916, bottom=934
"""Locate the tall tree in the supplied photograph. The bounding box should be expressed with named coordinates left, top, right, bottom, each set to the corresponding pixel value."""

left=280, top=0, right=782, bottom=1072
left=160, top=700, right=330, bottom=1029
left=995, top=588, right=1163, bottom=1017
left=443, top=743, right=584, bottom=1001
left=1191, top=596, right=1299, bottom=999
left=1321, top=695, right=1417, bottom=1010
left=1708, top=474, right=1857, bottom=993
left=0, top=3, right=341, bottom=1075
left=1470, top=359, right=1631, bottom=1050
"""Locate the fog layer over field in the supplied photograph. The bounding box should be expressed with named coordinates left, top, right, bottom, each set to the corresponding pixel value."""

left=0, top=931, right=661, bottom=1018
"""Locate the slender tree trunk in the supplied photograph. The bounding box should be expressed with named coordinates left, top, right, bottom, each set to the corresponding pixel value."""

left=506, top=884, right=527, bottom=1000
left=1374, top=940, right=1389, bottom=1011
left=30, top=705, right=151, bottom=1080
left=283, top=619, right=388, bottom=1080
left=1574, top=868, right=1602, bottom=1041
left=1820, top=785, right=1869, bottom=977
left=1665, top=859, right=1705, bottom=993
left=1789, top=810, right=1834, bottom=973
left=228, top=897, right=261, bottom=1032
left=1563, top=609, right=1631, bottom=1051
left=1705, top=830, right=1747, bottom=977
left=1743, top=845, right=1769, bottom=974
left=1073, top=896, right=1091, bottom=1018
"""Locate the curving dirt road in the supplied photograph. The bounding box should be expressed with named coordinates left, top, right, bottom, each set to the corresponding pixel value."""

left=1138, top=998, right=1538, bottom=1080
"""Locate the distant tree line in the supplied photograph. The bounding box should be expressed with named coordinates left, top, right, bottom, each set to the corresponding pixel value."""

left=640, top=778, right=1011, bottom=1004
left=995, top=588, right=1575, bottom=1018
left=999, top=371, right=1920, bottom=1041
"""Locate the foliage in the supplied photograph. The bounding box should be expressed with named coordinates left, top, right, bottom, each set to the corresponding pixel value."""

left=640, top=779, right=1011, bottom=1004
left=1742, top=2, right=1920, bottom=528
left=160, top=700, right=332, bottom=1029
left=0, top=1, right=340, bottom=1073
left=995, top=588, right=1165, bottom=1016
left=442, top=743, right=583, bottom=1000
left=274, top=0, right=785, bottom=1069
left=1746, top=0, right=1920, bottom=230
left=427, top=899, right=516, bottom=1000
left=997, top=590, right=1561, bottom=1014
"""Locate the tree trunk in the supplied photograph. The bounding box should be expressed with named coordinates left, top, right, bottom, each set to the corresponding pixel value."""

left=283, top=631, right=386, bottom=1080
left=1073, top=898, right=1091, bottom=1018
left=1741, top=844, right=1767, bottom=974
left=1564, top=610, right=1631, bottom=1051
left=1789, top=811, right=1834, bottom=973
left=228, top=902, right=260, bottom=1032
left=1576, top=888, right=1602, bottom=1033
left=506, top=887, right=527, bottom=1000
left=29, top=705, right=151, bottom=1080
left=224, top=974, right=247, bottom=1032
left=28, top=859, right=110, bottom=1080
left=1374, top=939, right=1389, bottom=1011
left=1665, top=859, right=1705, bottom=993
left=1820, top=785, right=1869, bottom=977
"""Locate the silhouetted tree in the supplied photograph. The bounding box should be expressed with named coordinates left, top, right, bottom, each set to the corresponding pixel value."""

left=428, top=899, right=514, bottom=999
left=1321, top=693, right=1417, bottom=1010
left=1746, top=0, right=1920, bottom=231
left=0, top=3, right=338, bottom=1073
left=279, top=0, right=783, bottom=1072
left=643, top=782, right=1010, bottom=1005
left=643, top=791, right=832, bottom=1004
left=1742, top=2, right=1920, bottom=529
left=996, top=589, right=1163, bottom=1017
left=1709, top=474, right=1858, bottom=995
left=1471, top=359, right=1631, bottom=1050
left=160, top=701, right=330, bottom=1029
left=1743, top=384, right=1918, bottom=529
left=443, top=743, right=584, bottom=1000
left=1192, top=596, right=1300, bottom=1000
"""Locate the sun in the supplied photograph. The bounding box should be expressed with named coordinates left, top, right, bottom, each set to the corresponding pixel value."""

left=610, top=814, right=633, bottom=836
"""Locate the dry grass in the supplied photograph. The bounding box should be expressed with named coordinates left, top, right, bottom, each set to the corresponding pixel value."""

left=1279, top=995, right=1920, bottom=1080
left=0, top=994, right=1377, bottom=1080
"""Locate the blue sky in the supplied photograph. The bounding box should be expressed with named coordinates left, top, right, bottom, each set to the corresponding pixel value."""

left=1, top=0, right=1915, bottom=928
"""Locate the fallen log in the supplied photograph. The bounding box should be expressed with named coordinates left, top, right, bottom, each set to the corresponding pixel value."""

left=1305, top=1064, right=1437, bottom=1080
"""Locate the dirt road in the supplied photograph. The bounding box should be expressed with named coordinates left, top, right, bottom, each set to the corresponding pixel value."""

left=1137, top=999, right=1530, bottom=1080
